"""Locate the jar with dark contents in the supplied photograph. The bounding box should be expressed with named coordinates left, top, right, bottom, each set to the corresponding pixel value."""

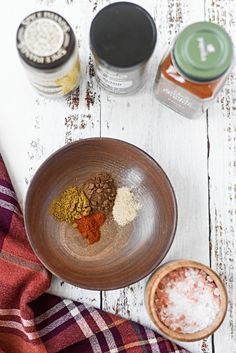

left=154, top=22, right=234, bottom=118
left=90, top=2, right=157, bottom=95
left=16, top=11, right=80, bottom=98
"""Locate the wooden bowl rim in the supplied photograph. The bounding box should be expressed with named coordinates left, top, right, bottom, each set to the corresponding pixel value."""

left=24, top=137, right=178, bottom=290
left=146, top=260, right=228, bottom=342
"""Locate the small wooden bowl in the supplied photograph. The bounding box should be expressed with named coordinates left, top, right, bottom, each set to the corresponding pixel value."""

left=145, top=260, right=228, bottom=342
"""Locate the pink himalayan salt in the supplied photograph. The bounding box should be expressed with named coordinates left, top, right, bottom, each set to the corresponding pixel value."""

left=155, top=267, right=221, bottom=334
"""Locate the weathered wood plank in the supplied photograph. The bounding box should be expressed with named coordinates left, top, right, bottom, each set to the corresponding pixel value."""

left=206, top=1, right=236, bottom=352
left=100, top=1, right=210, bottom=352
left=38, top=0, right=102, bottom=306
left=0, top=0, right=102, bottom=306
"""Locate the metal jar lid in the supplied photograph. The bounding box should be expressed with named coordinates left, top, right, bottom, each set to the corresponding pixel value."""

left=90, top=2, right=157, bottom=68
left=16, top=11, right=76, bottom=70
left=173, top=22, right=234, bottom=82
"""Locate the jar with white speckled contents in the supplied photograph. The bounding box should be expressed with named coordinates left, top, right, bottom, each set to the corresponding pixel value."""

left=16, top=11, right=80, bottom=98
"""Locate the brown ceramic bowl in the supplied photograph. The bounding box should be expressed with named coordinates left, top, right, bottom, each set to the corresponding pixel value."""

left=24, top=138, right=177, bottom=290
left=145, top=260, right=228, bottom=342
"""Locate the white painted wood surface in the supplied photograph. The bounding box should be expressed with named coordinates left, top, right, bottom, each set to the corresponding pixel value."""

left=0, top=1, right=235, bottom=353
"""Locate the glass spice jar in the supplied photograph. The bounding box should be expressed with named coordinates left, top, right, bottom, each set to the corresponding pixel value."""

left=154, top=22, right=234, bottom=118
left=90, top=2, right=157, bottom=95
left=16, top=11, right=80, bottom=98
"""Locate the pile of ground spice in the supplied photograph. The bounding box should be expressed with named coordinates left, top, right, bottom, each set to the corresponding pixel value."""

left=48, top=186, right=91, bottom=223
left=83, top=172, right=116, bottom=214
left=49, top=172, right=116, bottom=245
left=49, top=173, right=141, bottom=245
left=112, top=187, right=140, bottom=226
left=155, top=267, right=221, bottom=334
left=74, top=212, right=106, bottom=244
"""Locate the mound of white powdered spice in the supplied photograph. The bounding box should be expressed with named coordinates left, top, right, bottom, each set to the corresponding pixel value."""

left=112, top=187, right=140, bottom=226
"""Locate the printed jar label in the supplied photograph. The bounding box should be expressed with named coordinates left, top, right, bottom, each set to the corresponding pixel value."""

left=96, top=66, right=133, bottom=93
left=154, top=77, right=207, bottom=118
left=196, top=37, right=216, bottom=62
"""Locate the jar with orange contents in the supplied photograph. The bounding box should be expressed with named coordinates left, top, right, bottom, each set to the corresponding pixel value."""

left=154, top=22, right=234, bottom=119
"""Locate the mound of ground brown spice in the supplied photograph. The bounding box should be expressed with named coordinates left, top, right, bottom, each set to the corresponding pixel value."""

left=83, top=172, right=116, bottom=214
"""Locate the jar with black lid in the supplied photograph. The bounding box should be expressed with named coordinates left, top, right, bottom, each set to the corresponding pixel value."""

left=90, top=2, right=157, bottom=95
left=16, top=11, right=80, bottom=98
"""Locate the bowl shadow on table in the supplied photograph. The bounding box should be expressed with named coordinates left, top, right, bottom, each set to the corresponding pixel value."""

left=24, top=138, right=177, bottom=291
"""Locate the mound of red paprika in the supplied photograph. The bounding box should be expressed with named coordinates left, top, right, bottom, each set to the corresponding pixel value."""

left=74, top=212, right=106, bottom=244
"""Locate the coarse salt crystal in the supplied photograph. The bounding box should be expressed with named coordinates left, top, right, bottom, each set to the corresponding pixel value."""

left=214, top=288, right=220, bottom=296
left=155, top=267, right=221, bottom=334
left=207, top=275, right=214, bottom=282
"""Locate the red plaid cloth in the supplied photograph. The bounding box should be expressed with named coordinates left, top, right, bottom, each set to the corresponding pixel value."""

left=0, top=155, right=190, bottom=353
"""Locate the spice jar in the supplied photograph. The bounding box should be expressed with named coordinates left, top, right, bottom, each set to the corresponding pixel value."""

left=154, top=22, right=234, bottom=118
left=16, top=11, right=80, bottom=98
left=90, top=2, right=157, bottom=95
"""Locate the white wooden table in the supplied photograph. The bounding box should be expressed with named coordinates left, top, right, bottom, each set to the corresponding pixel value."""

left=0, top=1, right=235, bottom=352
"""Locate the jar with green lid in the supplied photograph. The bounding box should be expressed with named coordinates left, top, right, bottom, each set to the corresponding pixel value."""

left=16, top=11, right=80, bottom=98
left=154, top=22, right=234, bottom=118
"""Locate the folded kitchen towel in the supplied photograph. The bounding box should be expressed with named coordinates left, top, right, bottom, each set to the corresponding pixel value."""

left=0, top=154, right=190, bottom=353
